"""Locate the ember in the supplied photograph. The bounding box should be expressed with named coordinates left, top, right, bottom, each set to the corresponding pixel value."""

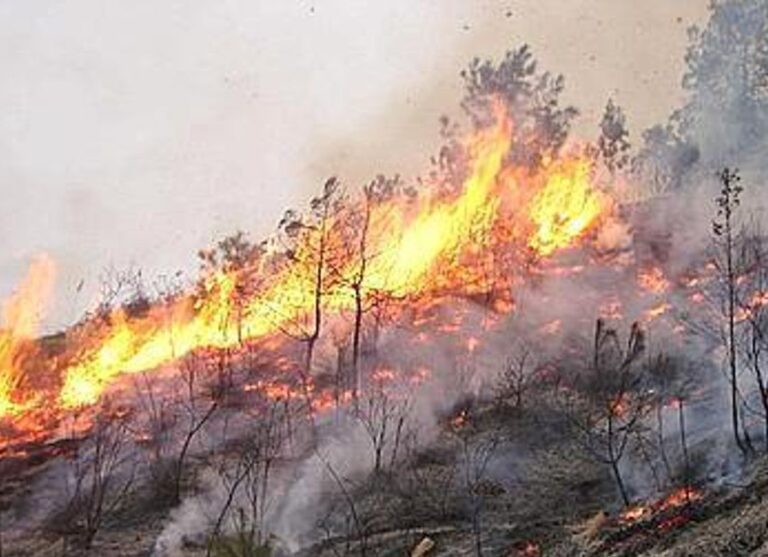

left=637, top=266, right=670, bottom=294
left=620, top=486, right=703, bottom=526
left=509, top=540, right=541, bottom=557
left=450, top=409, right=469, bottom=429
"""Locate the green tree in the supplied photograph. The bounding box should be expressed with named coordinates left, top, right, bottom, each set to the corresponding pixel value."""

left=596, top=99, right=631, bottom=176
left=460, top=45, right=578, bottom=169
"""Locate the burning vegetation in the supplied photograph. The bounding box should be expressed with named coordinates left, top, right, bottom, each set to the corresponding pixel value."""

left=2, top=2, right=768, bottom=556
left=0, top=101, right=609, bottom=446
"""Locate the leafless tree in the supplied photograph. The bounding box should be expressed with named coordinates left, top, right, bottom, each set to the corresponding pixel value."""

left=278, top=178, right=344, bottom=372
left=96, top=264, right=150, bottom=319
left=206, top=396, right=286, bottom=557
left=152, top=270, right=186, bottom=360
left=647, top=351, right=699, bottom=491
left=354, top=380, right=411, bottom=475
left=198, top=230, right=265, bottom=346
left=675, top=396, right=692, bottom=499
left=565, top=320, right=650, bottom=506
left=339, top=175, right=402, bottom=405
left=448, top=415, right=501, bottom=557
left=130, top=371, right=178, bottom=501
left=734, top=221, right=768, bottom=451
left=400, top=443, right=459, bottom=525
left=345, top=182, right=375, bottom=405
left=273, top=178, right=346, bottom=424
left=172, top=353, right=221, bottom=504
left=645, top=353, right=682, bottom=484
left=55, top=404, right=136, bottom=551
left=495, top=344, right=539, bottom=411
left=315, top=450, right=369, bottom=557
left=711, top=167, right=750, bottom=453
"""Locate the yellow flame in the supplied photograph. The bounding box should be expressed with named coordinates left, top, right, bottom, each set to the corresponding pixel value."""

left=0, top=254, right=56, bottom=417
left=528, top=159, right=603, bottom=256
left=53, top=108, right=606, bottom=411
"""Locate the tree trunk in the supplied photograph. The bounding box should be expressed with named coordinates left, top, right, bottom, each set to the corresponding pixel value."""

left=678, top=399, right=691, bottom=502
left=725, top=201, right=746, bottom=454
left=750, top=331, right=768, bottom=451
left=607, top=412, right=630, bottom=506
left=352, top=283, right=363, bottom=408
left=656, top=404, right=672, bottom=480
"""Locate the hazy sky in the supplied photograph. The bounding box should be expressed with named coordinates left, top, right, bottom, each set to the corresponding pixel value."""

left=0, top=0, right=709, bottom=329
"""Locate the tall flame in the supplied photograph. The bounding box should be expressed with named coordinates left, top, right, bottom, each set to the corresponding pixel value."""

left=5, top=106, right=608, bottom=429
left=0, top=254, right=56, bottom=417
left=528, top=159, right=603, bottom=256
left=58, top=109, right=515, bottom=408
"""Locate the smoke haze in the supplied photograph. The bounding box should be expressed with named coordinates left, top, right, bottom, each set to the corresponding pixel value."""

left=0, top=0, right=708, bottom=330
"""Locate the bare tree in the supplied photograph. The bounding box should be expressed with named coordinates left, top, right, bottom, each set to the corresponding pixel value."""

left=274, top=178, right=346, bottom=423
left=315, top=450, right=369, bottom=557
left=198, top=230, right=265, bottom=346
left=96, top=264, right=150, bottom=319
left=340, top=175, right=402, bottom=405
left=645, top=353, right=683, bottom=484
left=131, top=371, right=179, bottom=502
left=355, top=380, right=411, bottom=475
left=712, top=167, right=749, bottom=453
left=735, top=221, right=768, bottom=451
left=278, top=178, right=344, bottom=372
left=400, top=443, right=459, bottom=525
left=172, top=354, right=221, bottom=505
left=448, top=415, right=501, bottom=557
left=152, top=270, right=186, bottom=361
left=206, top=397, right=286, bottom=557
left=495, top=344, right=539, bottom=411
left=566, top=320, right=649, bottom=506
left=55, top=404, right=135, bottom=551
left=676, top=396, right=692, bottom=499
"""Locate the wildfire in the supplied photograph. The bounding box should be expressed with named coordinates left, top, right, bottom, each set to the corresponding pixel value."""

left=643, top=302, right=671, bottom=323
left=466, top=337, right=480, bottom=353
left=735, top=290, right=768, bottom=323
left=450, top=409, right=469, bottom=429
left=0, top=255, right=56, bottom=417
left=620, top=486, right=703, bottom=526
left=599, top=298, right=624, bottom=321
left=610, top=393, right=630, bottom=418
left=510, top=540, right=541, bottom=557
left=637, top=266, right=670, bottom=294
left=2, top=104, right=609, bottom=439
left=656, top=486, right=702, bottom=512
left=539, top=319, right=562, bottom=335
left=527, top=158, right=604, bottom=255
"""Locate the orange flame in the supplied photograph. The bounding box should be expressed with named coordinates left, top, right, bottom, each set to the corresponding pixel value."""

left=6, top=105, right=609, bottom=432
left=637, top=266, right=670, bottom=294
left=0, top=254, right=56, bottom=417
left=527, top=158, right=603, bottom=255
left=620, top=486, right=702, bottom=525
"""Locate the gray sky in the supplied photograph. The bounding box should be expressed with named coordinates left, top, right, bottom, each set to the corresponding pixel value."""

left=0, top=0, right=709, bottom=329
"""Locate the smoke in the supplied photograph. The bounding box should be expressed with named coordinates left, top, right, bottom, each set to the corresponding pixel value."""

left=152, top=4, right=768, bottom=539
left=6, top=2, right=768, bottom=554
left=153, top=467, right=234, bottom=555
left=0, top=0, right=710, bottom=333
left=150, top=319, right=503, bottom=555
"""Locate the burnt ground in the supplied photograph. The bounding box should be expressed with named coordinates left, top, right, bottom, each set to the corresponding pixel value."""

left=3, top=393, right=768, bottom=557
